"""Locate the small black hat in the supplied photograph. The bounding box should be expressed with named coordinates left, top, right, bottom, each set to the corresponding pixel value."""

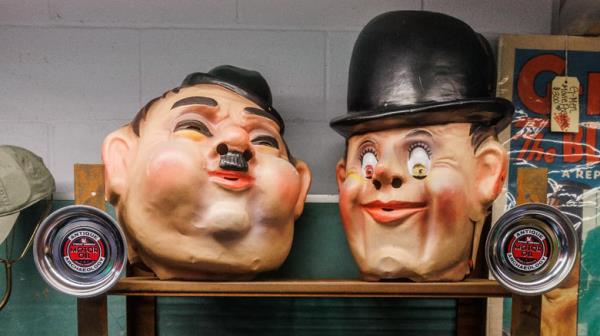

left=330, top=11, right=514, bottom=138
left=182, top=65, right=285, bottom=134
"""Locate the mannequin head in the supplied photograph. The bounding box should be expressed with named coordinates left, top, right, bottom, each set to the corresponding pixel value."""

left=102, top=66, right=311, bottom=280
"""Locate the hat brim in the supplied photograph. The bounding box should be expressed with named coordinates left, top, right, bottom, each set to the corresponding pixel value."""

left=0, top=212, right=19, bottom=245
left=330, top=98, right=514, bottom=138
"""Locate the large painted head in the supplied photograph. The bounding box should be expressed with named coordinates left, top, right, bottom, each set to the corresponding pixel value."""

left=330, top=11, right=514, bottom=281
left=102, top=65, right=311, bottom=280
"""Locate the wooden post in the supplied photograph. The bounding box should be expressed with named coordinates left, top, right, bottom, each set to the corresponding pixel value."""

left=511, top=295, right=542, bottom=336
left=510, top=167, right=548, bottom=336
left=127, top=297, right=156, bottom=336
left=74, top=164, right=108, bottom=336
left=126, top=265, right=157, bottom=336
left=456, top=215, right=492, bottom=336
left=513, top=167, right=581, bottom=336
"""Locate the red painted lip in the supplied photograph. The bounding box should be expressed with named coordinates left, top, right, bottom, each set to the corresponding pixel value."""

left=208, top=170, right=254, bottom=191
left=362, top=200, right=427, bottom=224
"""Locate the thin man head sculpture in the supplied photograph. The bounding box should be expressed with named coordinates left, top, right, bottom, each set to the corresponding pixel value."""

left=330, top=11, right=514, bottom=281
left=102, top=65, right=311, bottom=280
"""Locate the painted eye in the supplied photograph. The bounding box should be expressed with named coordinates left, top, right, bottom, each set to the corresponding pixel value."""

left=174, top=120, right=212, bottom=137
left=407, top=143, right=431, bottom=180
left=361, top=152, right=378, bottom=179
left=251, top=135, right=280, bottom=149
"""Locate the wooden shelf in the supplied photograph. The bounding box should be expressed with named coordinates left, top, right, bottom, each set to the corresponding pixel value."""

left=74, top=164, right=541, bottom=335
left=109, top=277, right=509, bottom=298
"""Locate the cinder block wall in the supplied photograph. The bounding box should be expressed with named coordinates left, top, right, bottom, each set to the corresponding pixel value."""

left=0, top=0, right=555, bottom=198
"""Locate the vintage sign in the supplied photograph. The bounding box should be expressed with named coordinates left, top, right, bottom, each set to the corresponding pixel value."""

left=496, top=34, right=600, bottom=336
left=505, top=227, right=551, bottom=272
left=61, top=230, right=107, bottom=274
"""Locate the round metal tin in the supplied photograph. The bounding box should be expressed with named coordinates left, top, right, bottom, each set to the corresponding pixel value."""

left=486, top=203, right=578, bottom=296
left=33, top=205, right=127, bottom=297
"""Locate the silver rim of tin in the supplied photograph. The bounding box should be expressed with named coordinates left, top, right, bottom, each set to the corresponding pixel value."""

left=33, top=205, right=127, bottom=298
left=486, top=203, right=578, bottom=296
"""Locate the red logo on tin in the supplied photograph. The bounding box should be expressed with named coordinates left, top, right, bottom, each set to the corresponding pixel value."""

left=62, top=230, right=106, bottom=273
left=505, top=228, right=550, bottom=272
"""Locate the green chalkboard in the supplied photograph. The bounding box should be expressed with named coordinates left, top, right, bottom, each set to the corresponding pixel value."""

left=0, top=201, right=456, bottom=335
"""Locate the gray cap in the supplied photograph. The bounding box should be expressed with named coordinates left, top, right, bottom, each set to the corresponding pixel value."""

left=0, top=145, right=55, bottom=244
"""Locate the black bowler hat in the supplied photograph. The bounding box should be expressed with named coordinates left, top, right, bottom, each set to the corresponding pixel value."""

left=330, top=11, right=514, bottom=138
left=182, top=65, right=285, bottom=134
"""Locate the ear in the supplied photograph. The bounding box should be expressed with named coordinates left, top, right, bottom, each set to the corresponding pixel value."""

left=336, top=158, right=346, bottom=190
left=101, top=126, right=135, bottom=205
left=293, top=159, right=312, bottom=219
left=474, top=140, right=507, bottom=206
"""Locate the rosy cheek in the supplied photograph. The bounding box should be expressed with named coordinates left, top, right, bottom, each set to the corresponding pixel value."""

left=339, top=172, right=364, bottom=231
left=253, top=158, right=301, bottom=212
left=256, top=159, right=298, bottom=190
left=145, top=149, right=202, bottom=197
left=424, top=169, right=467, bottom=225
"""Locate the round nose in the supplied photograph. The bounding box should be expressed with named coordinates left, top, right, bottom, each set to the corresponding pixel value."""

left=216, top=143, right=253, bottom=161
left=215, top=126, right=254, bottom=171
left=218, top=125, right=251, bottom=153
left=372, top=163, right=403, bottom=189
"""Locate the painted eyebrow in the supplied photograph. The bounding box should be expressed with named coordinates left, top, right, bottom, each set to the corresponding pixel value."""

left=358, top=139, right=376, bottom=147
left=244, top=107, right=282, bottom=128
left=405, top=129, right=433, bottom=139
left=171, top=96, right=218, bottom=109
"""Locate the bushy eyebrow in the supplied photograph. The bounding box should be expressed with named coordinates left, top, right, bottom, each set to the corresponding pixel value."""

left=244, top=107, right=282, bottom=129
left=171, top=96, right=218, bottom=109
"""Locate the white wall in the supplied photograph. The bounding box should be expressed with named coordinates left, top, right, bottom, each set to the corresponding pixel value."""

left=0, top=0, right=555, bottom=199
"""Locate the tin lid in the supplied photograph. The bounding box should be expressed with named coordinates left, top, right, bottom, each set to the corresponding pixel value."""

left=33, top=205, right=127, bottom=298
left=486, top=203, right=578, bottom=295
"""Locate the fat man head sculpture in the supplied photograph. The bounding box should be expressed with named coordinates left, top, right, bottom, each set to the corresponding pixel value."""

left=330, top=11, right=514, bottom=281
left=102, top=65, right=311, bottom=280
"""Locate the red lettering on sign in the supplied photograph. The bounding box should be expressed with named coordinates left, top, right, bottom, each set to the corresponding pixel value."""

left=588, top=73, right=600, bottom=115
left=513, top=117, right=548, bottom=129
left=69, top=245, right=101, bottom=262
left=517, top=54, right=564, bottom=115
left=518, top=133, right=555, bottom=163
left=563, top=130, right=585, bottom=163
left=586, top=127, right=600, bottom=164
left=512, top=239, right=543, bottom=261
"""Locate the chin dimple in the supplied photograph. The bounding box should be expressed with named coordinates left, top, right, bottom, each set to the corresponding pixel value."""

left=378, top=256, right=401, bottom=274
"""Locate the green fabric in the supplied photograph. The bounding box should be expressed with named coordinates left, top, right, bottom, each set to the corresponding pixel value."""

left=0, top=145, right=55, bottom=216
left=0, top=145, right=55, bottom=246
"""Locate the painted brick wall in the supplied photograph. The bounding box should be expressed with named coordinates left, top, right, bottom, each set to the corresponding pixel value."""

left=0, top=0, right=555, bottom=198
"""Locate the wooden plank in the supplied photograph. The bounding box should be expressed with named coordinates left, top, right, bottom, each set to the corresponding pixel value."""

left=511, top=167, right=547, bottom=336
left=127, top=297, right=156, bottom=336
left=456, top=298, right=487, bottom=336
left=511, top=295, right=542, bottom=336
left=74, top=164, right=105, bottom=209
left=514, top=167, right=580, bottom=336
left=77, top=296, right=108, bottom=336
left=109, top=278, right=509, bottom=298
left=456, top=215, right=492, bottom=336
left=127, top=265, right=157, bottom=335
left=74, top=164, right=108, bottom=336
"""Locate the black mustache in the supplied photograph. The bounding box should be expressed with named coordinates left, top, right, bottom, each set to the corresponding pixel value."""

left=219, top=151, right=249, bottom=172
